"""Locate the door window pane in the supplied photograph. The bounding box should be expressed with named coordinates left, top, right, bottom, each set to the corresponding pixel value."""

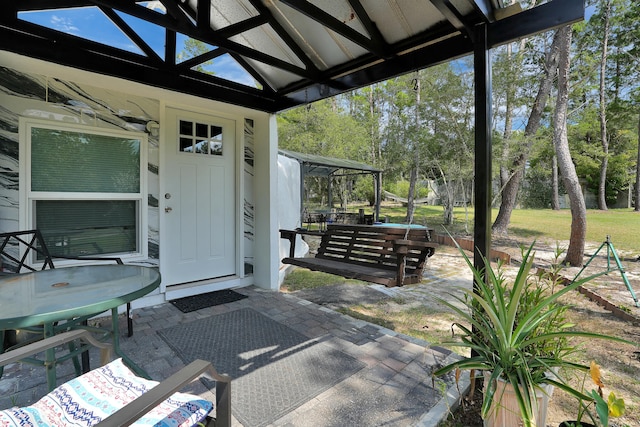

left=179, top=120, right=192, bottom=135
left=178, top=120, right=223, bottom=156
left=180, top=137, right=193, bottom=152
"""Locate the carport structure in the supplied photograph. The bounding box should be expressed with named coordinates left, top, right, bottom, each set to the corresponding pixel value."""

left=279, top=148, right=383, bottom=225
left=1, top=0, right=584, bottom=273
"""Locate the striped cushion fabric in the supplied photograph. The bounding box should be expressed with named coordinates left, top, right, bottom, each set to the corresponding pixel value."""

left=0, top=358, right=213, bottom=427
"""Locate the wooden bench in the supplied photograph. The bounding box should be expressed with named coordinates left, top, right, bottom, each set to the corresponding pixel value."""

left=280, top=224, right=437, bottom=287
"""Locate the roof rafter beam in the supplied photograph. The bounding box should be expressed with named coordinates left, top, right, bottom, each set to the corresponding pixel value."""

left=275, top=33, right=474, bottom=109
left=347, top=0, right=388, bottom=53
left=274, top=0, right=583, bottom=109
left=247, top=0, right=321, bottom=76
left=196, top=0, right=210, bottom=30
left=471, top=0, right=495, bottom=23
left=0, top=24, right=285, bottom=112
left=157, top=0, right=195, bottom=27
left=175, top=46, right=227, bottom=71
left=166, top=29, right=176, bottom=66
left=430, top=0, right=475, bottom=41
left=4, top=17, right=160, bottom=68
left=84, top=0, right=314, bottom=79
left=215, top=14, right=269, bottom=39
left=487, top=0, right=583, bottom=47
left=228, top=52, right=276, bottom=94
left=98, top=5, right=163, bottom=64
left=278, top=23, right=456, bottom=96
left=278, top=0, right=392, bottom=59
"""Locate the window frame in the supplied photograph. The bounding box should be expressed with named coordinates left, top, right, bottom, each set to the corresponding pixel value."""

left=19, top=118, right=148, bottom=265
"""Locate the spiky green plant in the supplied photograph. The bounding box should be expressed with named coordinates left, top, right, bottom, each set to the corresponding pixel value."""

left=432, top=242, right=632, bottom=427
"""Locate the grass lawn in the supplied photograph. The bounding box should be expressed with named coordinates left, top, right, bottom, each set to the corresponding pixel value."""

left=354, top=203, right=640, bottom=254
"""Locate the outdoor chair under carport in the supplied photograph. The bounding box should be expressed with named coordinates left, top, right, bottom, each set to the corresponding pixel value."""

left=0, top=329, right=232, bottom=427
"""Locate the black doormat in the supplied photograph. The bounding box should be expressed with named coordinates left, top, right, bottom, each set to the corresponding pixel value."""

left=157, top=308, right=365, bottom=427
left=169, top=289, right=248, bottom=313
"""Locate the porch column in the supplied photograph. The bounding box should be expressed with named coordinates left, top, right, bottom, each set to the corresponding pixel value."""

left=299, top=163, right=306, bottom=226
left=374, top=171, right=381, bottom=222
left=473, top=23, right=492, bottom=274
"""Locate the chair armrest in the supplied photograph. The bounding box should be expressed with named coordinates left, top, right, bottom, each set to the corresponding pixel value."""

left=393, top=240, right=438, bottom=286
left=0, top=330, right=112, bottom=367
left=279, top=229, right=298, bottom=258
left=393, top=239, right=438, bottom=256
left=96, top=359, right=232, bottom=427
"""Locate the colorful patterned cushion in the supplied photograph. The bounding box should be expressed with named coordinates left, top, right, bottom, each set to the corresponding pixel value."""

left=0, top=358, right=213, bottom=427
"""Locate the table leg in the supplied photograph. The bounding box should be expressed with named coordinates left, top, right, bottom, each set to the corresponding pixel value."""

left=0, top=330, right=5, bottom=379
left=110, top=307, right=150, bottom=379
left=43, top=323, right=56, bottom=391
left=81, top=320, right=90, bottom=373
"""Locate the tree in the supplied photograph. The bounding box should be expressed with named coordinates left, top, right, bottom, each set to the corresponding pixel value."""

left=381, top=74, right=424, bottom=222
left=554, top=25, right=586, bottom=266
left=570, top=0, right=639, bottom=207
left=492, top=30, right=561, bottom=233
left=637, top=115, right=640, bottom=211
left=597, top=0, right=613, bottom=210
left=417, top=62, right=475, bottom=226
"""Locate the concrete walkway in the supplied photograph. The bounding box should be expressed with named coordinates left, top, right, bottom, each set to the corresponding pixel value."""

left=0, top=257, right=472, bottom=426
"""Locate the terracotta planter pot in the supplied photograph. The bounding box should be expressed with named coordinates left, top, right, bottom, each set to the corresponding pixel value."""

left=483, top=377, right=554, bottom=427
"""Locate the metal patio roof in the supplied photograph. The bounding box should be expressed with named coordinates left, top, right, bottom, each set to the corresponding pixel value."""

left=1, top=0, right=583, bottom=113
left=279, top=149, right=381, bottom=177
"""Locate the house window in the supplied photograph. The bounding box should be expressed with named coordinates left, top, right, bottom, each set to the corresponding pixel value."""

left=179, top=119, right=223, bottom=155
left=23, top=121, right=146, bottom=259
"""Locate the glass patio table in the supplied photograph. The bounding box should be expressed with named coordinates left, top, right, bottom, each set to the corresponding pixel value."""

left=0, top=264, right=160, bottom=390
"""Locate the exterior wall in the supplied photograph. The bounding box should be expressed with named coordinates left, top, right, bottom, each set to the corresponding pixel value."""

left=0, top=66, right=161, bottom=263
left=0, top=53, right=278, bottom=304
left=244, top=119, right=255, bottom=274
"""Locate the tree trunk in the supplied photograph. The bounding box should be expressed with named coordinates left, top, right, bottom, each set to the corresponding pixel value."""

left=598, top=0, right=612, bottom=211
left=439, top=166, right=454, bottom=225
left=551, top=155, right=560, bottom=210
left=498, top=43, right=516, bottom=207
left=492, top=30, right=562, bottom=234
left=636, top=112, right=640, bottom=211
left=554, top=26, right=585, bottom=266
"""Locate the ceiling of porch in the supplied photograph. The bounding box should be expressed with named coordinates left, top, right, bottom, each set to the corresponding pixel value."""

left=1, top=0, right=583, bottom=113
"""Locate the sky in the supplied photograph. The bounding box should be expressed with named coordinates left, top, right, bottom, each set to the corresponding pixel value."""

left=18, top=2, right=258, bottom=88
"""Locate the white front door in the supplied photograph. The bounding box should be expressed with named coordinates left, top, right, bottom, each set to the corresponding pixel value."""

left=162, top=108, right=236, bottom=286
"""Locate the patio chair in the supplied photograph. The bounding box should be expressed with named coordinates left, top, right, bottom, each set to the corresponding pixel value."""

left=0, top=229, right=134, bottom=338
left=0, top=329, right=232, bottom=427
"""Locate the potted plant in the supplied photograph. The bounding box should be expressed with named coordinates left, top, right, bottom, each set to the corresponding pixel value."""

left=432, top=242, right=631, bottom=427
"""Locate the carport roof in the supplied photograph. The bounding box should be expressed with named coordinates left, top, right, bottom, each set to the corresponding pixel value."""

left=1, top=0, right=583, bottom=113
left=279, top=149, right=382, bottom=177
